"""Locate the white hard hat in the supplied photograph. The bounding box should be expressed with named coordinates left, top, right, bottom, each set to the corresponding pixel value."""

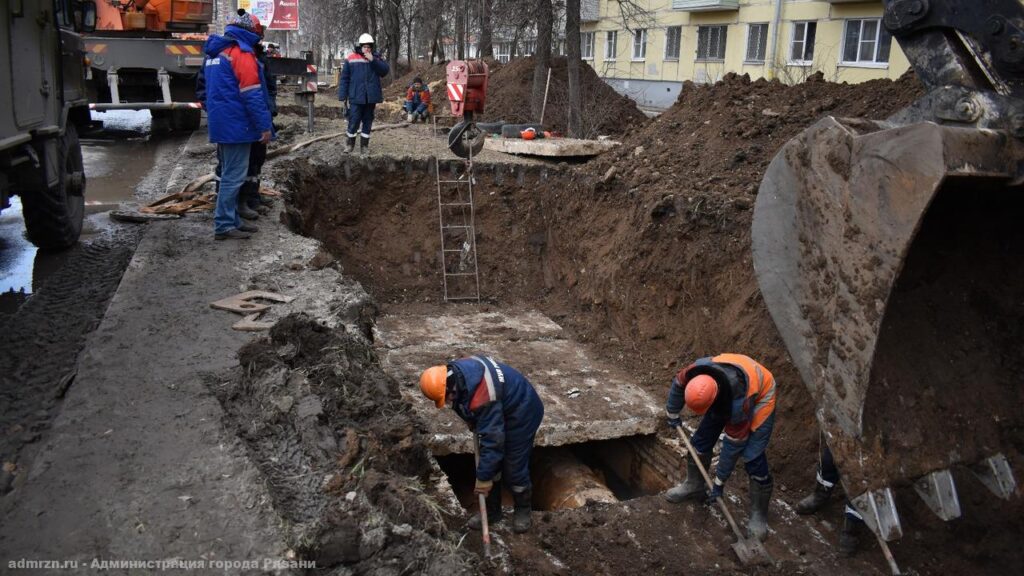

left=358, top=33, right=375, bottom=45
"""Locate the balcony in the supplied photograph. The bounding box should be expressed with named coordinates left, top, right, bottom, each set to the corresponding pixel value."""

left=582, top=0, right=599, bottom=23
left=671, top=0, right=739, bottom=11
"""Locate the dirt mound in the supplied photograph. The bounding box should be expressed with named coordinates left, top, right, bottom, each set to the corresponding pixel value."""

left=383, top=61, right=451, bottom=100
left=210, top=314, right=475, bottom=574
left=481, top=56, right=648, bottom=138
left=587, top=70, right=924, bottom=190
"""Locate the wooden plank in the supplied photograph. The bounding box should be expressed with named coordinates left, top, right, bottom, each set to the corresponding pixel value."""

left=484, top=137, right=620, bottom=157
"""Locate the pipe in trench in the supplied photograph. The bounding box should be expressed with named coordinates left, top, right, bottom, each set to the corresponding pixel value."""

left=531, top=447, right=618, bottom=511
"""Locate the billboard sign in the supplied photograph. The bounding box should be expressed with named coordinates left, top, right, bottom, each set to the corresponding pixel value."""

left=237, top=0, right=299, bottom=31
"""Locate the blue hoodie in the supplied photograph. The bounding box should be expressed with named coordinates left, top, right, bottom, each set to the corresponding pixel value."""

left=201, top=26, right=272, bottom=144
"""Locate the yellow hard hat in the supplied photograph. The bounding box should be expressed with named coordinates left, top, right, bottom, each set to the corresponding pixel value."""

left=420, top=365, right=448, bottom=408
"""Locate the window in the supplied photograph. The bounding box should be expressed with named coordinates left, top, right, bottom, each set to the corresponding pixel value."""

left=842, top=19, right=892, bottom=64
left=605, top=30, right=618, bottom=60
left=521, top=40, right=536, bottom=56
left=581, top=32, right=595, bottom=59
left=746, top=23, right=768, bottom=62
left=496, top=42, right=510, bottom=63
left=696, top=25, right=727, bottom=61
left=790, top=21, right=817, bottom=63
left=665, top=26, right=682, bottom=60
left=632, top=29, right=647, bottom=60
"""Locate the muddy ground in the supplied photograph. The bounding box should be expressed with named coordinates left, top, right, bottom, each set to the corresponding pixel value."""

left=1, top=70, right=1020, bottom=576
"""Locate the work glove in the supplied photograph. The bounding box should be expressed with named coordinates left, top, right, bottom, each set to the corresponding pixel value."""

left=706, top=478, right=725, bottom=505
left=474, top=479, right=493, bottom=496
left=666, top=409, right=681, bottom=429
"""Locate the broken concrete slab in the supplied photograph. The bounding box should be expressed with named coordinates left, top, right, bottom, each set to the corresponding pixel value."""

left=373, top=306, right=661, bottom=455
left=484, top=137, right=620, bottom=157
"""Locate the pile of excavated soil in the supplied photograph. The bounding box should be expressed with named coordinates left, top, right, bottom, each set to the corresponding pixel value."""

left=384, top=61, right=454, bottom=100
left=480, top=56, right=648, bottom=138
left=210, top=314, right=476, bottom=574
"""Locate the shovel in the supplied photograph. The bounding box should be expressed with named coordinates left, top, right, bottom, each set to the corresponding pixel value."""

left=472, top=434, right=492, bottom=558
left=674, top=427, right=773, bottom=566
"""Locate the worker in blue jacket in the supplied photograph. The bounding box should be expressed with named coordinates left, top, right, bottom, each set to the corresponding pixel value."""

left=200, top=9, right=273, bottom=240
left=338, top=33, right=390, bottom=155
left=420, top=356, right=545, bottom=533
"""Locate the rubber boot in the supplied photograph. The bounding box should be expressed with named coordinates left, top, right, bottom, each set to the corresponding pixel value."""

left=407, top=112, right=415, bottom=122
left=795, top=481, right=833, bottom=515
left=838, top=513, right=863, bottom=556
left=747, top=477, right=773, bottom=542
left=238, top=203, right=259, bottom=221
left=467, top=481, right=503, bottom=531
left=359, top=136, right=370, bottom=156
left=344, top=136, right=355, bottom=154
left=512, top=489, right=532, bottom=533
left=665, top=451, right=712, bottom=503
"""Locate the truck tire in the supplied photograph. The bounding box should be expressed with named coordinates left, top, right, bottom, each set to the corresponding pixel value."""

left=172, top=108, right=201, bottom=131
left=22, top=124, right=86, bottom=250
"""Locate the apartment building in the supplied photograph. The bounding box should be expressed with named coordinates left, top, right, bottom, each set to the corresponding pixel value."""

left=581, top=0, right=912, bottom=109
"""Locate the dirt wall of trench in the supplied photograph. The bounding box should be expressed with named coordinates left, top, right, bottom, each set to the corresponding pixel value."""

left=281, top=156, right=816, bottom=489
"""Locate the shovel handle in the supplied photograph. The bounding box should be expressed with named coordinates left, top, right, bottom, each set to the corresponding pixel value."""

left=478, top=492, right=491, bottom=557
left=473, top=433, right=492, bottom=558
left=675, top=426, right=746, bottom=540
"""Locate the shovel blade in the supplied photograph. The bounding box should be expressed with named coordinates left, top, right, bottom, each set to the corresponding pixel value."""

left=731, top=538, right=772, bottom=567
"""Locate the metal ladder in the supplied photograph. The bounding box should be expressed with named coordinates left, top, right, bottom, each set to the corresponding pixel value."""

left=435, top=151, right=481, bottom=302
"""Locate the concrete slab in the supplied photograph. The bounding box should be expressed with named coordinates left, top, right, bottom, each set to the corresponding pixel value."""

left=374, top=306, right=660, bottom=455
left=484, top=137, right=620, bottom=157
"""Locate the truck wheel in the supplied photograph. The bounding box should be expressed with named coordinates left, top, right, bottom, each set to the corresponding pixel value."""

left=22, top=124, right=86, bottom=250
left=171, top=108, right=201, bottom=131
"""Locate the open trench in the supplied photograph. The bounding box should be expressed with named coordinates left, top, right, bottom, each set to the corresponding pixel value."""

left=272, top=154, right=896, bottom=575
left=257, top=147, right=1024, bottom=575
left=280, top=155, right=685, bottom=518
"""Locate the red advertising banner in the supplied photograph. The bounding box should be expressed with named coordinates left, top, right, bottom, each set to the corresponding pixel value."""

left=269, top=0, right=299, bottom=31
left=244, top=0, right=299, bottom=31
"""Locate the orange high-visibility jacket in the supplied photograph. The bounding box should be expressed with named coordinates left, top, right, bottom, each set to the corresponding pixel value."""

left=711, top=353, right=776, bottom=432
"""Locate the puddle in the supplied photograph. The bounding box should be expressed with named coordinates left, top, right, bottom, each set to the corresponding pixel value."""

left=0, top=110, right=161, bottom=313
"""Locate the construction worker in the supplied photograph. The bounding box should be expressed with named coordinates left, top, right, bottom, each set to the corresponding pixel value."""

left=338, top=33, right=389, bottom=155
left=419, top=356, right=544, bottom=534
left=404, top=77, right=431, bottom=122
left=200, top=9, right=272, bottom=240
left=794, top=442, right=866, bottom=555
left=664, top=354, right=777, bottom=541
left=238, top=35, right=278, bottom=219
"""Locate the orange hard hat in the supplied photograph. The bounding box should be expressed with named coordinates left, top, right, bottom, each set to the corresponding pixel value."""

left=521, top=128, right=536, bottom=140
left=420, top=365, right=448, bottom=408
left=684, top=374, right=718, bottom=415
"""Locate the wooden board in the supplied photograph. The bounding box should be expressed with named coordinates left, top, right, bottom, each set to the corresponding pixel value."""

left=484, top=137, right=620, bottom=157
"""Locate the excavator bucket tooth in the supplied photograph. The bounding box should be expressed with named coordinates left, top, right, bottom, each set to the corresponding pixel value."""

left=851, top=487, right=903, bottom=542
left=971, top=454, right=1018, bottom=500
left=914, top=469, right=961, bottom=521
left=753, top=117, right=1024, bottom=496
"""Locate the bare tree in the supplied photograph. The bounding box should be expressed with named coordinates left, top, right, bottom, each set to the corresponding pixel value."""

left=565, top=0, right=581, bottom=136
left=382, top=0, right=402, bottom=68
left=531, top=0, right=553, bottom=119
left=478, top=0, right=493, bottom=58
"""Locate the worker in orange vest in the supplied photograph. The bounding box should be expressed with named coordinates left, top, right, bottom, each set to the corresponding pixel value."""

left=664, top=354, right=777, bottom=541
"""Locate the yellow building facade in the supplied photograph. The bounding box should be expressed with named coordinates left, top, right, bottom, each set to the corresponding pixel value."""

left=581, top=0, right=911, bottom=109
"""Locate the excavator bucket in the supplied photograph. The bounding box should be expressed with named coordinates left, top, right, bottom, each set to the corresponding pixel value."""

left=752, top=116, right=1024, bottom=538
